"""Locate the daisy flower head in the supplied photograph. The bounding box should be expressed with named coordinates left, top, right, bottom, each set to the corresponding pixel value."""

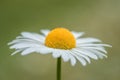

left=8, top=28, right=111, bottom=66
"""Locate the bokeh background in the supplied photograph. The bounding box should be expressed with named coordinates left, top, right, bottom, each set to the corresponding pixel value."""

left=0, top=0, right=120, bottom=80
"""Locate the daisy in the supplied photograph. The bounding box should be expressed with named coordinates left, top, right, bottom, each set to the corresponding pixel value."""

left=8, top=28, right=111, bottom=66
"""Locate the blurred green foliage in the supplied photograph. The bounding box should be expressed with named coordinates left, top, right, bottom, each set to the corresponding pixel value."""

left=0, top=0, right=120, bottom=80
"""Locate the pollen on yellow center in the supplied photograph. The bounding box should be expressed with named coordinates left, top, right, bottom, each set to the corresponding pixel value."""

left=45, top=28, right=76, bottom=49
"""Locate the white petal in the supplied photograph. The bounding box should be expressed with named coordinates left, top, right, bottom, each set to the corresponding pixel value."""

left=60, top=50, right=70, bottom=62
left=10, top=43, right=41, bottom=49
left=75, top=48, right=98, bottom=60
left=21, top=47, right=52, bottom=55
left=60, top=51, right=68, bottom=62
left=16, top=36, right=23, bottom=39
left=40, top=29, right=50, bottom=36
left=21, top=32, right=45, bottom=42
left=81, top=47, right=107, bottom=54
left=70, top=51, right=87, bottom=66
left=21, top=48, right=36, bottom=55
left=11, top=50, right=22, bottom=55
left=52, top=50, right=61, bottom=58
left=88, top=49, right=107, bottom=59
left=68, top=51, right=77, bottom=66
left=8, top=39, right=33, bottom=45
left=52, top=49, right=70, bottom=62
left=77, top=44, right=112, bottom=47
left=37, top=47, right=52, bottom=54
left=76, top=38, right=101, bottom=44
left=72, top=31, right=84, bottom=39
left=72, top=49, right=91, bottom=63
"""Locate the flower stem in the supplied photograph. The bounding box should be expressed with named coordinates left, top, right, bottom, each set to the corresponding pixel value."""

left=57, top=57, right=61, bottom=80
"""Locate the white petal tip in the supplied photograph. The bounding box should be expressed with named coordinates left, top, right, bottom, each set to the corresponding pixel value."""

left=8, top=42, right=11, bottom=45
left=52, top=55, right=60, bottom=58
left=108, top=45, right=112, bottom=47
left=21, top=53, right=29, bottom=56
left=104, top=44, right=112, bottom=47
left=82, top=64, right=87, bottom=66
left=71, top=64, right=76, bottom=66
left=11, top=53, right=16, bottom=56
left=21, top=54, right=26, bottom=56
left=11, top=54, right=14, bottom=56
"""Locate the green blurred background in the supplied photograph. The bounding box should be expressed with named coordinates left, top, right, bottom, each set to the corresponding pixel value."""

left=0, top=0, right=120, bottom=80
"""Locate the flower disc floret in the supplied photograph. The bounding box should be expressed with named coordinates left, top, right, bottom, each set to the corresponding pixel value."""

left=45, top=28, right=76, bottom=49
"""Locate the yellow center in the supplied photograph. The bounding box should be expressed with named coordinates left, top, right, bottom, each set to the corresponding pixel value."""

left=45, top=28, right=76, bottom=49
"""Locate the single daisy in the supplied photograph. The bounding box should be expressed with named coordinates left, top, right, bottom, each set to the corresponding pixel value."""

left=8, top=28, right=111, bottom=66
